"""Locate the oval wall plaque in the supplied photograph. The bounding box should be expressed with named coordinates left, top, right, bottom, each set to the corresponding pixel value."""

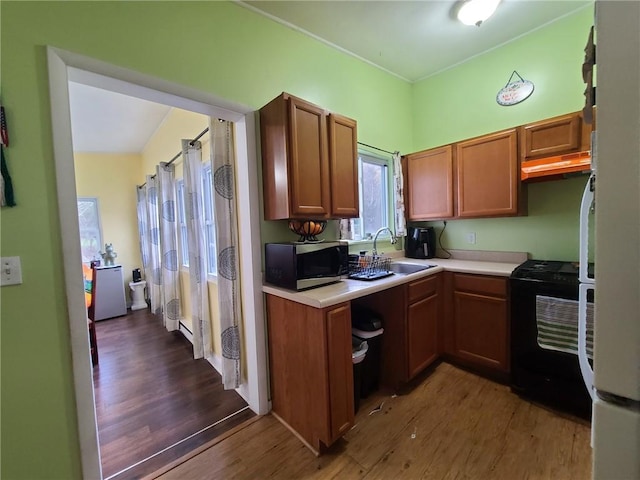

left=496, top=79, right=535, bottom=106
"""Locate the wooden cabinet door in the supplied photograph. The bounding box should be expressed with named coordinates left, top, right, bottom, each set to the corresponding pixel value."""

left=325, top=303, right=355, bottom=442
left=328, top=113, right=359, bottom=218
left=453, top=291, right=508, bottom=372
left=406, top=146, right=454, bottom=220
left=407, top=293, right=439, bottom=379
left=521, top=112, right=583, bottom=159
left=456, top=129, right=519, bottom=218
left=288, top=96, right=331, bottom=218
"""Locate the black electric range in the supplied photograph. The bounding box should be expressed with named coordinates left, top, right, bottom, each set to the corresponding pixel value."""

left=509, top=259, right=593, bottom=419
left=511, top=259, right=593, bottom=284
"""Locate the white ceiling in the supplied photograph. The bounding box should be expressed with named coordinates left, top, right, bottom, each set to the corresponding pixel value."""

left=68, top=82, right=171, bottom=153
left=69, top=0, right=592, bottom=153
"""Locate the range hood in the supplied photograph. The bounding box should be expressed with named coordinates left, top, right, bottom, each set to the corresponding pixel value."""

left=521, top=151, right=591, bottom=182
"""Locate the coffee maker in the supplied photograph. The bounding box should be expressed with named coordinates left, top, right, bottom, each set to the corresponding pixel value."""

left=405, top=226, right=436, bottom=259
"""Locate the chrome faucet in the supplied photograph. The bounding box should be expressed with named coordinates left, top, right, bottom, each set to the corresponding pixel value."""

left=372, top=227, right=397, bottom=257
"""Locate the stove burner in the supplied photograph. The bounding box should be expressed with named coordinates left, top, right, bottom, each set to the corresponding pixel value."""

left=510, top=259, right=587, bottom=285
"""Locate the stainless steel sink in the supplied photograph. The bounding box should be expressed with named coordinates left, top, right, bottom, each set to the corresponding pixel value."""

left=389, top=262, right=436, bottom=274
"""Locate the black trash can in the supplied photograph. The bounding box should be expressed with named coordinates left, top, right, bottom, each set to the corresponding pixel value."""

left=352, top=327, right=383, bottom=398
left=352, top=303, right=384, bottom=399
left=352, top=337, right=368, bottom=412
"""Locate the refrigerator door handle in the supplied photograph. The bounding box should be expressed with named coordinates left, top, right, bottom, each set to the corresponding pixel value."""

left=579, top=174, right=595, bottom=284
left=578, top=282, right=595, bottom=400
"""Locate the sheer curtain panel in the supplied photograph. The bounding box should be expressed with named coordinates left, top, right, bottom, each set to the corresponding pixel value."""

left=210, top=119, right=242, bottom=389
left=145, top=175, right=162, bottom=314
left=393, top=152, right=406, bottom=237
left=182, top=139, right=212, bottom=359
left=156, top=162, right=181, bottom=331
left=136, top=186, right=150, bottom=295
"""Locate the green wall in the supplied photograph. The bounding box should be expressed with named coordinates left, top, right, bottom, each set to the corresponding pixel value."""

left=0, top=1, right=594, bottom=478
left=0, top=2, right=411, bottom=478
left=411, top=5, right=594, bottom=260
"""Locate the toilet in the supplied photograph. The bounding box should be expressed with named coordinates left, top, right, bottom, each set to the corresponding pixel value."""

left=129, top=280, right=147, bottom=310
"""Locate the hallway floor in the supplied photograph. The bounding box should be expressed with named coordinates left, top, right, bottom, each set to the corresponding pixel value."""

left=93, top=308, right=254, bottom=479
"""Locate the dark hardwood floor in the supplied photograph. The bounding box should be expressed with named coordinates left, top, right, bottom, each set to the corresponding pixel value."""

left=93, top=308, right=254, bottom=480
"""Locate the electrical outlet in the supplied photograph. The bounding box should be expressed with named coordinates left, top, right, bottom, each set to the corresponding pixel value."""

left=1, top=256, right=23, bottom=286
left=466, top=232, right=477, bottom=244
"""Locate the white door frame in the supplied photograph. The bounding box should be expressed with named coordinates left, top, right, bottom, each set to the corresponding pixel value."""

left=47, top=47, right=269, bottom=479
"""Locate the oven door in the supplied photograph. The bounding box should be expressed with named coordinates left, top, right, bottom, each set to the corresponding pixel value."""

left=510, top=278, right=594, bottom=418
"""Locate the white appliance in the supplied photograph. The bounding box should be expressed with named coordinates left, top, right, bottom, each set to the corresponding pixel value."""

left=577, top=3, right=640, bottom=478
left=91, top=265, right=127, bottom=321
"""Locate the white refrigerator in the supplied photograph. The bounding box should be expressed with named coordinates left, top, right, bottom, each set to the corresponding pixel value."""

left=578, top=2, right=640, bottom=478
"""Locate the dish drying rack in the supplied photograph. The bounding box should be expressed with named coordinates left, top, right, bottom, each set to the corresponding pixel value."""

left=348, top=254, right=393, bottom=281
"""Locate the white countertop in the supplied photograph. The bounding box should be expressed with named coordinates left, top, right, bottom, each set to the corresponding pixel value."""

left=262, top=256, right=522, bottom=309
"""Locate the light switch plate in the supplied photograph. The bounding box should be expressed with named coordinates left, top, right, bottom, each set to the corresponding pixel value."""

left=1, top=256, right=23, bottom=286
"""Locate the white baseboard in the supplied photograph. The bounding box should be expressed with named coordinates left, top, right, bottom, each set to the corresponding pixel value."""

left=207, top=354, right=222, bottom=374
left=179, top=322, right=193, bottom=344
left=179, top=325, right=252, bottom=411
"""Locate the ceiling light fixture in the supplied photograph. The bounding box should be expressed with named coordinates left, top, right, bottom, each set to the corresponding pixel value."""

left=457, top=0, right=501, bottom=27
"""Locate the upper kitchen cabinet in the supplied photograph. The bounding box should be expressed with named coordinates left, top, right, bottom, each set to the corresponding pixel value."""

left=328, top=113, right=359, bottom=218
left=520, top=111, right=592, bottom=160
left=259, top=93, right=359, bottom=220
left=456, top=128, right=525, bottom=218
left=405, top=146, right=454, bottom=221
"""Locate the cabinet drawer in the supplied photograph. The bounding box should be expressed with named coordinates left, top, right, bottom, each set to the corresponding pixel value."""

left=408, top=275, right=438, bottom=303
left=454, top=274, right=506, bottom=297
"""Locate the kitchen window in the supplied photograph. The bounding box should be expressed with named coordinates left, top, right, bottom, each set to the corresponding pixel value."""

left=353, top=153, right=391, bottom=240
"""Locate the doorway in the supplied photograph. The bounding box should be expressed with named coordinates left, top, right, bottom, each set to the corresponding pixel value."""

left=47, top=47, right=269, bottom=479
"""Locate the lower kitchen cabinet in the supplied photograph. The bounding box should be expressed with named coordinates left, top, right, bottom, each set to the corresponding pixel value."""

left=407, top=276, right=440, bottom=379
left=353, top=274, right=442, bottom=391
left=265, top=294, right=354, bottom=453
left=443, top=272, right=509, bottom=379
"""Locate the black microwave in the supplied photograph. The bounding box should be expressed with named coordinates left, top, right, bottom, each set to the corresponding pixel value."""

left=265, top=241, right=349, bottom=291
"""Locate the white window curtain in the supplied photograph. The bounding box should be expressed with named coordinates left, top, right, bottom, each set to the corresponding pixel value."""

left=210, top=118, right=242, bottom=389
left=145, top=175, right=162, bottom=315
left=135, top=186, right=150, bottom=291
left=181, top=139, right=213, bottom=359
left=339, top=218, right=355, bottom=240
left=156, top=162, right=181, bottom=331
left=393, top=151, right=406, bottom=237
